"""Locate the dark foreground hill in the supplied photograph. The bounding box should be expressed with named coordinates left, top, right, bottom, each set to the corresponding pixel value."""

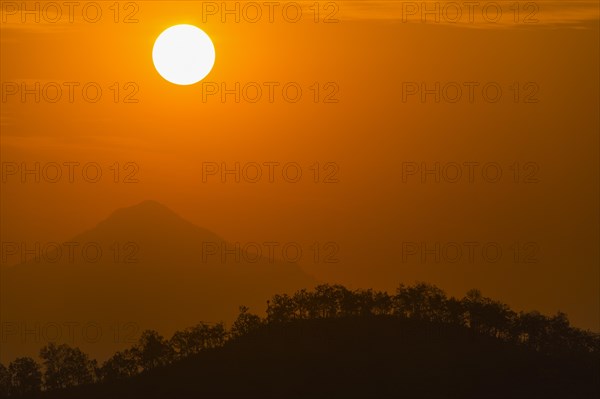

left=38, top=317, right=599, bottom=399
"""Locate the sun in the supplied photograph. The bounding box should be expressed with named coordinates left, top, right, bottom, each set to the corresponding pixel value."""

left=152, top=24, right=216, bottom=86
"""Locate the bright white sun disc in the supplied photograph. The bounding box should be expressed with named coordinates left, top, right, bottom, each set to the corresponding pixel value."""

left=152, top=24, right=215, bottom=85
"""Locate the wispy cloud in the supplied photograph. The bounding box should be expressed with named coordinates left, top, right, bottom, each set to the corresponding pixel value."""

left=2, top=1, right=597, bottom=30
left=339, top=1, right=599, bottom=29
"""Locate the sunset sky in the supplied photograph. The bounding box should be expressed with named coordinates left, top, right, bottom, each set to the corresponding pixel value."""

left=1, top=1, right=599, bottom=362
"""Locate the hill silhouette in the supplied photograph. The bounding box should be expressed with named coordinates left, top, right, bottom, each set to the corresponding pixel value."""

left=0, top=200, right=315, bottom=363
left=50, top=319, right=599, bottom=399
left=2, top=283, right=598, bottom=398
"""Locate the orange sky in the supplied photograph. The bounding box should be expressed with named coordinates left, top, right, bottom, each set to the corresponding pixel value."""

left=1, top=1, right=599, bottom=361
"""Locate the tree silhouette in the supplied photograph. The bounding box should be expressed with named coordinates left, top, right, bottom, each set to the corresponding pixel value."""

left=231, top=306, right=262, bottom=338
left=99, top=349, right=139, bottom=381
left=371, top=290, right=393, bottom=316
left=7, top=357, right=42, bottom=396
left=40, top=343, right=97, bottom=390
left=207, top=323, right=227, bottom=348
left=291, top=289, right=313, bottom=319
left=0, top=362, right=11, bottom=397
left=171, top=327, right=203, bottom=359
left=462, top=289, right=515, bottom=339
left=514, top=310, right=550, bottom=351
left=170, top=323, right=227, bottom=359
left=135, top=330, right=173, bottom=371
left=266, top=294, right=296, bottom=323
left=315, top=284, right=349, bottom=318
left=394, top=282, right=449, bottom=321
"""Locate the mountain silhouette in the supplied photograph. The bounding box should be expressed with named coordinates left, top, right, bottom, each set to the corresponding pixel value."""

left=0, top=201, right=316, bottom=363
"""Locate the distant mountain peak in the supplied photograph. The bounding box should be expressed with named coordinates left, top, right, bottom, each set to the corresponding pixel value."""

left=123, top=199, right=173, bottom=212
left=87, top=200, right=200, bottom=237
left=107, top=200, right=181, bottom=219
left=135, top=199, right=169, bottom=208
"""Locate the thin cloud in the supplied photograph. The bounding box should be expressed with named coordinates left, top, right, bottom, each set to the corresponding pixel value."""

left=339, top=1, right=599, bottom=29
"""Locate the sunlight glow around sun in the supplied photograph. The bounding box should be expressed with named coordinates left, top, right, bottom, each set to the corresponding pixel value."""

left=152, top=24, right=216, bottom=85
